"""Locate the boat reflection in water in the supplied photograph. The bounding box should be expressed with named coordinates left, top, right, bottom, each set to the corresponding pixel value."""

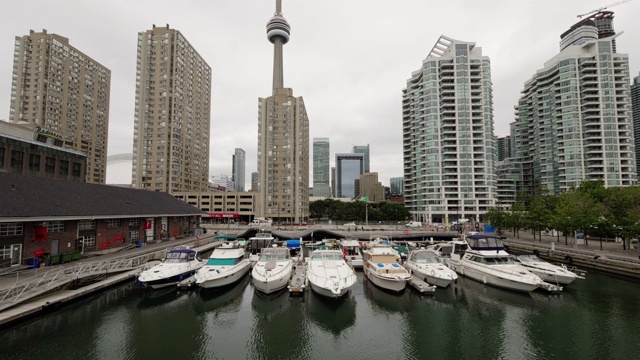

left=136, top=286, right=185, bottom=309
left=362, top=275, right=416, bottom=314
left=193, top=273, right=251, bottom=315
left=305, top=287, right=356, bottom=336
left=249, top=283, right=312, bottom=359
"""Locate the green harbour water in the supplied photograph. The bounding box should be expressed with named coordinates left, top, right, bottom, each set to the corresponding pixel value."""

left=1, top=270, right=640, bottom=360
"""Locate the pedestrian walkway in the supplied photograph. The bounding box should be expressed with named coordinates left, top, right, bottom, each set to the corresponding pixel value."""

left=500, top=230, right=640, bottom=263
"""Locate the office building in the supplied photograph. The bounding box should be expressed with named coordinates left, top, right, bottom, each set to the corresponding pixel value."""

left=257, top=0, right=310, bottom=223
left=9, top=29, right=110, bottom=183
left=211, top=174, right=234, bottom=192
left=250, top=172, right=258, bottom=192
left=359, top=172, right=385, bottom=202
left=313, top=138, right=330, bottom=197
left=132, top=25, right=212, bottom=193
left=0, top=121, right=87, bottom=182
left=335, top=153, right=364, bottom=199
left=402, top=35, right=497, bottom=224
left=512, top=13, right=636, bottom=195
left=496, top=136, right=512, bottom=161
left=632, top=74, right=640, bottom=179
left=390, top=177, right=403, bottom=195
left=352, top=144, right=370, bottom=173
left=232, top=148, right=246, bottom=192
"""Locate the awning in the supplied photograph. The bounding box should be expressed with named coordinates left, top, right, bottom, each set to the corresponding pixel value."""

left=201, top=212, right=239, bottom=218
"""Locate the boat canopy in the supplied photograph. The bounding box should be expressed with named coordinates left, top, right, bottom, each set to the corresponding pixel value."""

left=215, top=235, right=237, bottom=240
left=206, top=258, right=237, bottom=266
left=285, top=239, right=301, bottom=249
left=466, top=235, right=505, bottom=251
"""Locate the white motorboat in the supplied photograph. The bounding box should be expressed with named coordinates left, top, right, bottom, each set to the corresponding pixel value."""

left=251, top=247, right=293, bottom=294
left=194, top=242, right=251, bottom=289
left=307, top=249, right=357, bottom=298
left=138, top=248, right=204, bottom=289
left=404, top=249, right=458, bottom=287
left=339, top=239, right=363, bottom=269
left=248, top=231, right=276, bottom=266
left=427, top=239, right=470, bottom=264
left=447, top=234, right=546, bottom=292
left=362, top=245, right=411, bottom=292
left=516, top=255, right=585, bottom=285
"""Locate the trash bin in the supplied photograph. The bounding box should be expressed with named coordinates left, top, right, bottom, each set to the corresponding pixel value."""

left=33, top=258, right=40, bottom=269
left=135, top=240, right=143, bottom=248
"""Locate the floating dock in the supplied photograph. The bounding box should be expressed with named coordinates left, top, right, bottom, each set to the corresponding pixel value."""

left=409, top=276, right=436, bottom=294
left=288, top=264, right=307, bottom=295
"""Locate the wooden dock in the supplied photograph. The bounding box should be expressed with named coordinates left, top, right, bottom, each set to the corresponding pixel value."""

left=288, top=264, right=307, bottom=295
left=409, top=276, right=436, bottom=294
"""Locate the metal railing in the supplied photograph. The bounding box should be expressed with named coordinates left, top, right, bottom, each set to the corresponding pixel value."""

left=0, top=249, right=166, bottom=310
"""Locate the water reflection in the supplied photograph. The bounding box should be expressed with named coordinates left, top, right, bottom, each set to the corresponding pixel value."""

left=193, top=273, right=250, bottom=315
left=305, top=289, right=356, bottom=336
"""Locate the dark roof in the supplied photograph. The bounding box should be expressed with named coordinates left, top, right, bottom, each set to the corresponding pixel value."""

left=0, top=172, right=205, bottom=219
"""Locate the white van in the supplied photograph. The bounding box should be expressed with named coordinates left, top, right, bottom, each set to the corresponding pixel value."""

left=249, top=218, right=273, bottom=227
left=405, top=221, right=422, bottom=228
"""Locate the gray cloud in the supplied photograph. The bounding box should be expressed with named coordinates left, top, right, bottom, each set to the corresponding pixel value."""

left=1, top=0, right=638, bottom=189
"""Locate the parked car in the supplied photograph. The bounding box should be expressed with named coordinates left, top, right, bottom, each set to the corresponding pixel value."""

left=405, top=221, right=422, bottom=228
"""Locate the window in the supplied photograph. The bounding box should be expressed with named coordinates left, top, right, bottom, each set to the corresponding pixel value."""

left=0, top=222, right=23, bottom=236
left=0, top=246, right=13, bottom=260
left=80, top=235, right=96, bottom=248
left=43, top=221, right=65, bottom=232
left=78, top=220, right=95, bottom=230
left=72, top=162, right=82, bottom=177
left=129, top=230, right=140, bottom=241
left=106, top=219, right=121, bottom=228
left=0, top=147, right=4, bottom=167
left=45, top=157, right=55, bottom=173
left=10, top=150, right=24, bottom=169
left=29, top=154, right=40, bottom=171
left=129, top=219, right=140, bottom=226
left=59, top=160, right=69, bottom=175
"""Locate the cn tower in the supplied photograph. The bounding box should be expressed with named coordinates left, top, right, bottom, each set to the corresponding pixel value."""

left=257, top=0, right=310, bottom=224
left=267, top=0, right=291, bottom=92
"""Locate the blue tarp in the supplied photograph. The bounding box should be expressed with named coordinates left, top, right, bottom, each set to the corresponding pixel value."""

left=484, top=225, right=495, bottom=233
left=286, top=239, right=301, bottom=249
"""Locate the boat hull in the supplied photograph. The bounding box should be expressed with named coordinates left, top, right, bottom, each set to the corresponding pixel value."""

left=405, top=264, right=456, bottom=288
left=309, top=281, right=349, bottom=299
left=450, top=262, right=539, bottom=292
left=140, top=273, right=193, bottom=289
left=528, top=269, right=577, bottom=285
left=252, top=271, right=290, bottom=294
left=364, top=267, right=407, bottom=292
left=197, top=262, right=251, bottom=289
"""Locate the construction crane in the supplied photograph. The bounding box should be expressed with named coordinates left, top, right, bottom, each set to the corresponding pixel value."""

left=577, top=0, right=634, bottom=18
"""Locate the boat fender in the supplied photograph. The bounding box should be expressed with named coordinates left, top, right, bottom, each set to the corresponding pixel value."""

left=565, top=255, right=573, bottom=263
left=483, top=276, right=487, bottom=284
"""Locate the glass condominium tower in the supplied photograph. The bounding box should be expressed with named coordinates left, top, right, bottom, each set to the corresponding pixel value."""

left=313, top=138, right=330, bottom=198
left=131, top=25, right=211, bottom=193
left=512, top=13, right=636, bottom=194
left=402, top=35, right=496, bottom=224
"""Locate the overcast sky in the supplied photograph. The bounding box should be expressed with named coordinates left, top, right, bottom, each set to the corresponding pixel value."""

left=1, top=0, right=639, bottom=189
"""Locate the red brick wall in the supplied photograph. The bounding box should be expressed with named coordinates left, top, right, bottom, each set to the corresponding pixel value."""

left=23, top=221, right=79, bottom=259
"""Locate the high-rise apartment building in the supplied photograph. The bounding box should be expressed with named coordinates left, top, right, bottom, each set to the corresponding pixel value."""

left=132, top=25, right=211, bottom=193
left=402, top=35, right=496, bottom=224
left=390, top=177, right=403, bottom=195
left=232, top=148, right=246, bottom=191
left=511, top=13, right=636, bottom=194
left=631, top=74, right=640, bottom=179
left=335, top=153, right=364, bottom=199
left=352, top=144, right=370, bottom=173
left=313, top=138, right=330, bottom=198
left=257, top=1, right=310, bottom=223
left=9, top=29, right=110, bottom=183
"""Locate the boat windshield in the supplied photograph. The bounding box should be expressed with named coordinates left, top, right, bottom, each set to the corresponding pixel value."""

left=258, top=250, right=289, bottom=262
left=164, top=251, right=195, bottom=263
left=206, top=258, right=238, bottom=266
left=484, top=257, right=514, bottom=265
left=410, top=251, right=440, bottom=264
left=311, top=252, right=343, bottom=261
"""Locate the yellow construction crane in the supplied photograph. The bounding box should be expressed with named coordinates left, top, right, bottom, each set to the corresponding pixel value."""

left=577, top=0, right=634, bottom=18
